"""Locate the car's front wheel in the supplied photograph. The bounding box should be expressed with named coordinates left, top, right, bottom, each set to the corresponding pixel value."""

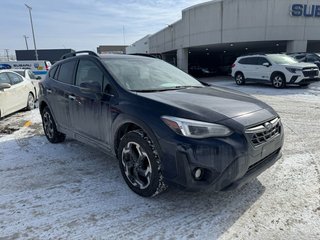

left=26, top=93, right=35, bottom=110
left=41, top=106, right=66, bottom=143
left=235, top=72, right=245, bottom=85
left=118, top=130, right=167, bottom=197
left=272, top=74, right=286, bottom=88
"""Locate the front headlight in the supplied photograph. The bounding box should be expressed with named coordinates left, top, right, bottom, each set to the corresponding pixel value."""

left=161, top=116, right=232, bottom=138
left=286, top=67, right=300, bottom=73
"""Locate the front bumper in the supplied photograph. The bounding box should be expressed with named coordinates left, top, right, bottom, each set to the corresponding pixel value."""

left=158, top=124, right=284, bottom=191
left=289, top=75, right=320, bottom=84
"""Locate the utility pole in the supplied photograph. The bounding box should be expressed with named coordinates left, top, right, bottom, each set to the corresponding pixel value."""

left=4, top=49, right=9, bottom=61
left=23, top=35, right=29, bottom=50
left=25, top=4, right=38, bottom=60
left=123, top=26, right=126, bottom=45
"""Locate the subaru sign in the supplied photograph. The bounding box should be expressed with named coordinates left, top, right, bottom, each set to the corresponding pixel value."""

left=291, top=4, right=320, bottom=17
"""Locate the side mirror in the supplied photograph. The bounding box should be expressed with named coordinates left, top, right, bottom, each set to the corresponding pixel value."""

left=36, top=76, right=41, bottom=80
left=79, top=82, right=101, bottom=93
left=262, top=62, right=270, bottom=67
left=0, top=83, right=11, bottom=90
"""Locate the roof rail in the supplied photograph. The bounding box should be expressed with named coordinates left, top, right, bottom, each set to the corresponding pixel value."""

left=60, top=51, right=99, bottom=60
left=239, top=52, right=267, bottom=57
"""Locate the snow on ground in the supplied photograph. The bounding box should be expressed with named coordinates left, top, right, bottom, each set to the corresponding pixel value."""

left=0, top=79, right=319, bottom=239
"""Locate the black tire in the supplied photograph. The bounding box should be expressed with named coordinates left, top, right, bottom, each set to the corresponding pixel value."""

left=118, top=130, right=167, bottom=197
left=235, top=72, right=245, bottom=85
left=41, top=106, right=66, bottom=143
left=271, top=73, right=286, bottom=88
left=26, top=93, right=35, bottom=110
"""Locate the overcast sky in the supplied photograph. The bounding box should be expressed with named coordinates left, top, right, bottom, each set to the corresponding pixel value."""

left=0, top=0, right=208, bottom=56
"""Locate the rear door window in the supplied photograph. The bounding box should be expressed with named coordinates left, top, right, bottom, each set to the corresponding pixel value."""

left=56, top=60, right=77, bottom=85
left=239, top=57, right=258, bottom=65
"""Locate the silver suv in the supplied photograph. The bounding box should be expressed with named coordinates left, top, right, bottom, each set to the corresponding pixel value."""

left=231, top=54, right=320, bottom=88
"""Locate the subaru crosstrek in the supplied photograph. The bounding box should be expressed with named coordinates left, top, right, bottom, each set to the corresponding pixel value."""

left=231, top=54, right=320, bottom=88
left=39, top=51, right=284, bottom=197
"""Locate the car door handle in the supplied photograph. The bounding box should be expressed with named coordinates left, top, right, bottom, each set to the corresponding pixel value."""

left=68, top=95, right=76, bottom=100
left=47, top=89, right=52, bottom=94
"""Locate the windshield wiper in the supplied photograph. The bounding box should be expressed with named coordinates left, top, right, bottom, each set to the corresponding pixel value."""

left=132, top=85, right=203, bottom=92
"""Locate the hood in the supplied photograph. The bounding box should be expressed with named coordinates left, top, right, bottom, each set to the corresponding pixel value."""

left=136, top=86, right=273, bottom=123
left=281, top=62, right=318, bottom=69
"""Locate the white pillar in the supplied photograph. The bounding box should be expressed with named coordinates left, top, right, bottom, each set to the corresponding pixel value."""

left=177, top=48, right=188, bottom=73
left=286, top=40, right=307, bottom=53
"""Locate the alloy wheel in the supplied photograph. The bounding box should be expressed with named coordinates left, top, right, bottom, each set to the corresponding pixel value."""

left=273, top=76, right=283, bottom=88
left=236, top=74, right=244, bottom=85
left=27, top=94, right=35, bottom=109
left=43, top=111, right=54, bottom=139
left=121, top=142, right=152, bottom=190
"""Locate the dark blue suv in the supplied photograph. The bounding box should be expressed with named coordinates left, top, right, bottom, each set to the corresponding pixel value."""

left=39, top=51, right=284, bottom=197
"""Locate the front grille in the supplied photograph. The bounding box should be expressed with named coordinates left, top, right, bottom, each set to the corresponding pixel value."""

left=245, top=118, right=281, bottom=147
left=303, top=68, right=319, bottom=77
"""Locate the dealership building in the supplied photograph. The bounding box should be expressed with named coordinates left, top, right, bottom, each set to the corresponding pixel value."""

left=126, top=0, right=320, bottom=73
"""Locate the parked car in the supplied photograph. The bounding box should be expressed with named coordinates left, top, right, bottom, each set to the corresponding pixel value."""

left=189, top=66, right=217, bottom=77
left=12, top=69, right=40, bottom=99
left=0, top=70, right=35, bottom=118
left=231, top=54, right=320, bottom=88
left=0, top=60, right=52, bottom=80
left=39, top=51, right=284, bottom=197
left=288, top=52, right=320, bottom=68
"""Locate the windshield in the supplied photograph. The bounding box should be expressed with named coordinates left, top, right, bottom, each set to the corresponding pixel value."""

left=102, top=57, right=202, bottom=91
left=267, top=54, right=298, bottom=64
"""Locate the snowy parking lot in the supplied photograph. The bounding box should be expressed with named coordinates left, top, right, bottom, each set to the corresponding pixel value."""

left=0, top=78, right=320, bottom=239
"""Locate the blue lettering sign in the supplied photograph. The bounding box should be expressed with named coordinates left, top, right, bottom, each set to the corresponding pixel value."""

left=291, top=4, right=320, bottom=17
left=291, top=4, right=303, bottom=16
left=304, top=4, right=315, bottom=17
left=315, top=5, right=320, bottom=17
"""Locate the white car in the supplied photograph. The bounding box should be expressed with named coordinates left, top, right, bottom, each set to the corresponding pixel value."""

left=0, top=70, right=36, bottom=118
left=231, top=54, right=320, bottom=88
left=12, top=69, right=40, bottom=99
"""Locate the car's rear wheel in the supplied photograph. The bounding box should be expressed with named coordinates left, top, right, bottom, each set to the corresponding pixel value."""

left=26, top=93, right=35, bottom=110
left=235, top=72, right=245, bottom=85
left=41, top=106, right=66, bottom=143
left=118, top=130, right=167, bottom=197
left=272, top=74, right=286, bottom=88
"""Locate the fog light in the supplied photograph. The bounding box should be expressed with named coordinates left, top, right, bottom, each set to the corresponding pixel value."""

left=194, top=168, right=203, bottom=180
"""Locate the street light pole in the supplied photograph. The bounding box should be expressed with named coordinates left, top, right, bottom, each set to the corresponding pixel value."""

left=25, top=4, right=38, bottom=60
left=4, top=49, right=9, bottom=61
left=23, top=35, right=29, bottom=50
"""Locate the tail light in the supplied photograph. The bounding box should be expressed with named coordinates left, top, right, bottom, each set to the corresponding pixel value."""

left=231, top=63, right=235, bottom=68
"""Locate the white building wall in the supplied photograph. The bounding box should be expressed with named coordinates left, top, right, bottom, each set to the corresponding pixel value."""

left=149, top=0, right=320, bottom=53
left=126, top=35, right=150, bottom=54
